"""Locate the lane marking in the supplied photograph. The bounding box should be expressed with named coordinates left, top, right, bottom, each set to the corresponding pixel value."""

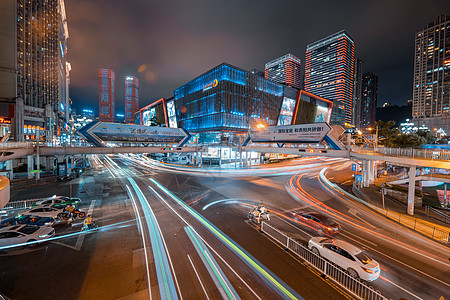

left=75, top=200, right=96, bottom=250
left=150, top=178, right=303, bottom=300
left=379, top=276, right=424, bottom=300
left=148, top=186, right=263, bottom=300
left=340, top=231, right=378, bottom=247
left=187, top=254, right=210, bottom=300
left=185, top=226, right=240, bottom=300
left=273, top=215, right=313, bottom=238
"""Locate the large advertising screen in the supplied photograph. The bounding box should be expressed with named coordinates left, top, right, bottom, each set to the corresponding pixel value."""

left=314, top=105, right=331, bottom=123
left=142, top=108, right=156, bottom=126
left=167, top=100, right=177, bottom=128
left=277, top=97, right=296, bottom=126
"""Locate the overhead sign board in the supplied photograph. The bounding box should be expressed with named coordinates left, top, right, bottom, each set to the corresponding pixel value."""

left=248, top=122, right=331, bottom=144
left=78, top=121, right=190, bottom=147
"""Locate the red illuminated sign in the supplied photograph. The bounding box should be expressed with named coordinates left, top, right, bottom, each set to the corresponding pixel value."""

left=0, top=117, right=11, bottom=124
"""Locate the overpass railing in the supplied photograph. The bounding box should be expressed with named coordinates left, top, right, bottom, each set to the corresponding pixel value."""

left=0, top=142, right=33, bottom=150
left=353, top=146, right=450, bottom=161
left=260, top=222, right=387, bottom=300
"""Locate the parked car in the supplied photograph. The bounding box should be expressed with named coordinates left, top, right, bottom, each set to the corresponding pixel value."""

left=31, top=195, right=81, bottom=208
left=20, top=205, right=66, bottom=219
left=0, top=224, right=54, bottom=248
left=292, top=211, right=341, bottom=235
left=308, top=237, right=380, bottom=281
left=0, top=215, right=55, bottom=228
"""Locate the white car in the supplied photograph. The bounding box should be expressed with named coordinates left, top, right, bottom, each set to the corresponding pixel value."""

left=20, top=205, right=66, bottom=219
left=0, top=224, right=54, bottom=248
left=308, top=237, right=380, bottom=281
left=31, top=195, right=81, bottom=207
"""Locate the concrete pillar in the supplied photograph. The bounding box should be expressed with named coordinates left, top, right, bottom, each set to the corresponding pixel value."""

left=368, top=161, right=375, bottom=184
left=407, top=166, right=416, bottom=216
left=6, top=160, right=13, bottom=180
left=362, top=160, right=370, bottom=187
left=27, top=156, right=33, bottom=179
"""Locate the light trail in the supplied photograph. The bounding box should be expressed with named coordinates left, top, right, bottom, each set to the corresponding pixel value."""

left=185, top=226, right=240, bottom=300
left=147, top=186, right=262, bottom=300
left=127, top=177, right=179, bottom=300
left=149, top=178, right=304, bottom=300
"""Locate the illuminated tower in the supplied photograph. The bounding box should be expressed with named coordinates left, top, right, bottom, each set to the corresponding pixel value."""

left=99, top=69, right=115, bottom=122
left=413, top=15, right=450, bottom=134
left=125, top=76, right=139, bottom=123
left=265, top=53, right=302, bottom=90
left=360, top=72, right=378, bottom=129
left=304, top=30, right=355, bottom=125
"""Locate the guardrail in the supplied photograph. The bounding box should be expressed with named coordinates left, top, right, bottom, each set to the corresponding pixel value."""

left=1, top=198, right=40, bottom=212
left=425, top=206, right=450, bottom=224
left=261, top=222, right=387, bottom=300
left=353, top=147, right=450, bottom=161
left=0, top=142, right=33, bottom=150
left=351, top=183, right=450, bottom=243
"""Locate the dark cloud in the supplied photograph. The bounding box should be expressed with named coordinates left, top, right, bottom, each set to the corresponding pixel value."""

left=66, top=0, right=450, bottom=114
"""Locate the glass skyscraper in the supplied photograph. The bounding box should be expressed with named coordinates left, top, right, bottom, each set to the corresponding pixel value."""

left=360, top=72, right=378, bottom=129
left=99, top=69, right=115, bottom=123
left=125, top=76, right=139, bottom=124
left=265, top=53, right=302, bottom=90
left=304, top=30, right=355, bottom=125
left=413, top=15, right=450, bottom=134
left=174, top=63, right=284, bottom=133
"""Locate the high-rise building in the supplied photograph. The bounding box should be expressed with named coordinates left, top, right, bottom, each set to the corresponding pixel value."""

left=413, top=15, right=450, bottom=134
left=304, top=30, right=355, bottom=125
left=99, top=69, right=115, bottom=123
left=265, top=53, right=302, bottom=90
left=360, top=72, right=378, bottom=129
left=124, top=76, right=139, bottom=123
left=0, top=0, right=70, bottom=143
left=352, top=59, right=363, bottom=127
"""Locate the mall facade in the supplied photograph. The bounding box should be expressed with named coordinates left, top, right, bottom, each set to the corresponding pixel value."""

left=136, top=63, right=332, bottom=146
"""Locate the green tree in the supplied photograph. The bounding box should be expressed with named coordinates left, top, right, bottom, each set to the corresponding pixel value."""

left=375, top=120, right=399, bottom=147
left=390, top=133, right=426, bottom=148
left=416, top=129, right=436, bottom=144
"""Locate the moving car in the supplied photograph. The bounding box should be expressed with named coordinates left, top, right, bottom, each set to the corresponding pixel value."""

left=0, top=224, right=54, bottom=248
left=20, top=205, right=66, bottom=219
left=292, top=211, right=341, bottom=235
left=0, top=215, right=55, bottom=228
left=31, top=195, right=81, bottom=208
left=308, top=237, right=380, bottom=281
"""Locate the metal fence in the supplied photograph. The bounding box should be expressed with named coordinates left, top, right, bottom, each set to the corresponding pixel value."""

left=353, top=147, right=450, bottom=162
left=261, top=222, right=388, bottom=300
left=425, top=206, right=450, bottom=224
left=1, top=199, right=40, bottom=212
left=352, top=184, right=450, bottom=243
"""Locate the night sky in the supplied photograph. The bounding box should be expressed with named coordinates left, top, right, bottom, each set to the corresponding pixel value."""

left=66, top=0, right=450, bottom=115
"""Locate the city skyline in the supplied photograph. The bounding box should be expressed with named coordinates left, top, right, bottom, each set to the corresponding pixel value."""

left=66, top=1, right=450, bottom=115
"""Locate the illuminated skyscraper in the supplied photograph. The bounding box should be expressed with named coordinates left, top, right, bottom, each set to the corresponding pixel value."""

left=304, top=30, right=355, bottom=125
left=265, top=53, right=302, bottom=90
left=352, top=58, right=363, bottom=127
left=413, top=15, right=450, bottom=133
left=0, top=0, right=70, bottom=142
left=99, top=69, right=115, bottom=123
left=125, top=76, right=139, bottom=123
left=360, top=72, right=378, bottom=129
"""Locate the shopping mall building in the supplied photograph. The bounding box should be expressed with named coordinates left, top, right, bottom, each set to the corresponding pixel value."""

left=135, top=62, right=332, bottom=164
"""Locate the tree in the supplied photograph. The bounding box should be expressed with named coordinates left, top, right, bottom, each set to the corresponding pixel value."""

left=416, top=129, right=436, bottom=144
left=390, top=133, right=426, bottom=148
left=375, top=120, right=400, bottom=147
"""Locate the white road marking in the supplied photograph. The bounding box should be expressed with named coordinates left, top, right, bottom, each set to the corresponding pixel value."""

left=340, top=231, right=378, bottom=247
left=273, top=215, right=313, bottom=238
left=380, top=276, right=424, bottom=300
left=187, top=254, right=210, bottom=300
left=75, top=200, right=96, bottom=250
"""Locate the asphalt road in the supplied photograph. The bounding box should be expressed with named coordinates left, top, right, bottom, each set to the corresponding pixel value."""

left=1, top=154, right=448, bottom=300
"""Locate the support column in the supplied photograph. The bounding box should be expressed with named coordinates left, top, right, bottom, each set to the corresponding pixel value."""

left=368, top=161, right=375, bottom=184
left=6, top=160, right=13, bottom=180
left=362, top=160, right=370, bottom=187
left=407, top=166, right=416, bottom=216
left=27, top=156, right=33, bottom=179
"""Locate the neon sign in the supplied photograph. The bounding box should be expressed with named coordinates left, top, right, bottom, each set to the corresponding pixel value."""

left=202, top=79, right=218, bottom=91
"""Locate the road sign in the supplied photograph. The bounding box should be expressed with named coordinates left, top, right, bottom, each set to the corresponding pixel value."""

left=248, top=123, right=331, bottom=144
left=30, top=169, right=42, bottom=173
left=78, top=121, right=191, bottom=147
left=356, top=175, right=362, bottom=182
left=352, top=164, right=357, bottom=171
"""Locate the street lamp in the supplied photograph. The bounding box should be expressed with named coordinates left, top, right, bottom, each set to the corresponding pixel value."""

left=256, top=123, right=265, bottom=129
